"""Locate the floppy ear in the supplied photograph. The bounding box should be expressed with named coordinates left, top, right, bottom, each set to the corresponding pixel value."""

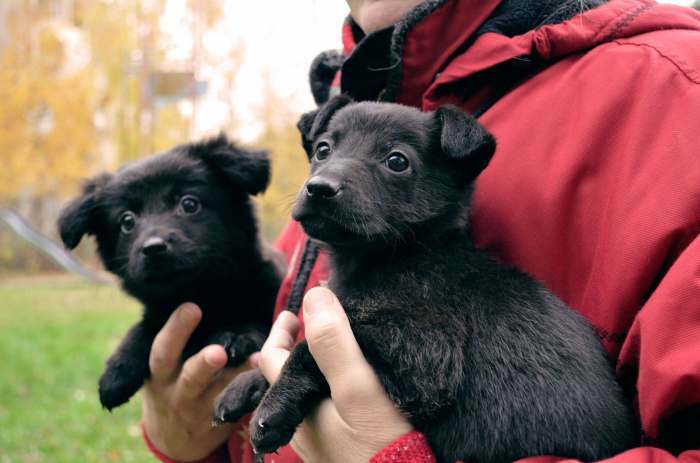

left=296, top=94, right=353, bottom=159
left=57, top=173, right=111, bottom=249
left=188, top=134, right=270, bottom=195
left=435, top=105, right=496, bottom=180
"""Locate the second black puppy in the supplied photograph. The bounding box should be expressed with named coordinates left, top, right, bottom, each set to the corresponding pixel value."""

left=58, top=135, right=283, bottom=411
left=238, top=96, right=636, bottom=462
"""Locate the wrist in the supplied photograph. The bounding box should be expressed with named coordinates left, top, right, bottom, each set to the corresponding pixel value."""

left=142, top=421, right=230, bottom=463
left=141, top=397, right=232, bottom=462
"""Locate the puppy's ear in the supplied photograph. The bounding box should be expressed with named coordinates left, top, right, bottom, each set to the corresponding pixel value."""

left=435, top=105, right=496, bottom=180
left=58, top=173, right=111, bottom=249
left=297, top=94, right=353, bottom=159
left=189, top=134, right=270, bottom=195
left=297, top=111, right=318, bottom=158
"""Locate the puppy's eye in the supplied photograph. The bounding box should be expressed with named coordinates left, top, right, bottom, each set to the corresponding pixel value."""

left=315, top=142, right=331, bottom=160
left=385, top=151, right=409, bottom=172
left=180, top=195, right=200, bottom=214
left=120, top=212, right=136, bottom=234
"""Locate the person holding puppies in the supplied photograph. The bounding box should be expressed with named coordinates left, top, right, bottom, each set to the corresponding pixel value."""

left=143, top=0, right=700, bottom=462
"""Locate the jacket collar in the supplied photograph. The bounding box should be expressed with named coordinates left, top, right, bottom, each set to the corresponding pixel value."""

left=315, top=0, right=700, bottom=110
left=340, top=0, right=503, bottom=105
left=387, top=0, right=503, bottom=105
left=424, top=0, right=700, bottom=111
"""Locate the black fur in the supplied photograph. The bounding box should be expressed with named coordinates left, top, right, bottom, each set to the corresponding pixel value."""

left=241, top=97, right=637, bottom=462
left=57, top=135, right=282, bottom=412
left=297, top=94, right=353, bottom=158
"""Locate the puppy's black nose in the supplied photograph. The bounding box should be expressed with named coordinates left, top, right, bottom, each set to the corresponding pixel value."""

left=141, top=237, right=168, bottom=257
left=306, top=178, right=341, bottom=199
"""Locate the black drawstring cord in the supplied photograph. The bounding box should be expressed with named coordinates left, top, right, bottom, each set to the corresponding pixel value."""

left=284, top=239, right=320, bottom=315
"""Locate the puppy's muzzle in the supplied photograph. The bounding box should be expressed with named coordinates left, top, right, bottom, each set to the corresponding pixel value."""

left=305, top=176, right=342, bottom=199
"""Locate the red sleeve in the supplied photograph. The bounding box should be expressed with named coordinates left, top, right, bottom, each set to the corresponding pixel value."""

left=370, top=431, right=437, bottom=463
left=616, top=233, right=700, bottom=454
left=518, top=237, right=700, bottom=462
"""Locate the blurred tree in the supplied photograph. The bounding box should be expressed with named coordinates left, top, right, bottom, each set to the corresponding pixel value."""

left=187, top=0, right=223, bottom=28
left=694, top=0, right=699, bottom=11
left=0, top=0, right=194, bottom=201
left=0, top=0, right=190, bottom=272
left=0, top=5, right=98, bottom=201
left=218, top=44, right=246, bottom=137
left=255, top=76, right=310, bottom=241
left=75, top=0, right=189, bottom=162
left=0, top=0, right=304, bottom=272
left=0, top=2, right=102, bottom=272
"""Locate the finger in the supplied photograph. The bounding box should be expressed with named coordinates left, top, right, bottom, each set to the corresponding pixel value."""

left=248, top=352, right=261, bottom=368
left=263, top=311, right=300, bottom=352
left=174, top=344, right=228, bottom=401
left=258, top=311, right=300, bottom=383
left=302, top=288, right=383, bottom=406
left=149, top=303, right=202, bottom=381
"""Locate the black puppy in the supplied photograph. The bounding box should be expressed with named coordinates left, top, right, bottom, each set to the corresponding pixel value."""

left=58, top=135, right=283, bottom=411
left=230, top=96, right=636, bottom=462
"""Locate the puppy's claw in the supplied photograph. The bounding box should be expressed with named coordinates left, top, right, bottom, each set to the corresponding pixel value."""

left=257, top=419, right=265, bottom=429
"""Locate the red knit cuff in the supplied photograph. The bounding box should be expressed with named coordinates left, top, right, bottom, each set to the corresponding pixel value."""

left=370, top=431, right=437, bottom=463
left=142, top=422, right=230, bottom=463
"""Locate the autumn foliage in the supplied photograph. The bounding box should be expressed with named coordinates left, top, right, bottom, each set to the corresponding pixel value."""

left=0, top=1, right=309, bottom=271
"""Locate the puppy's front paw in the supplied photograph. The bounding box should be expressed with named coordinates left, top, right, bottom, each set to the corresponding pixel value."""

left=98, top=364, right=145, bottom=411
left=249, top=394, right=304, bottom=455
left=209, top=331, right=264, bottom=367
left=213, top=368, right=268, bottom=424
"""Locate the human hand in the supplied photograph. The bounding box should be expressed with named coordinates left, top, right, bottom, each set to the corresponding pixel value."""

left=141, top=303, right=248, bottom=461
left=258, top=287, right=413, bottom=463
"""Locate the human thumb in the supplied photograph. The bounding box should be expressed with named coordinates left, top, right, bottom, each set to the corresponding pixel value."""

left=302, top=287, right=412, bottom=440
left=302, top=287, right=383, bottom=409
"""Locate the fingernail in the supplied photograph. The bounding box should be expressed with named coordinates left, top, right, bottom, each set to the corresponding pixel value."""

left=180, top=303, right=199, bottom=322
left=204, top=347, right=225, bottom=367
left=304, top=287, right=335, bottom=318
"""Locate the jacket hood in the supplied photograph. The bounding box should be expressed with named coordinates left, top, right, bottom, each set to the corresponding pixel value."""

left=309, top=0, right=700, bottom=108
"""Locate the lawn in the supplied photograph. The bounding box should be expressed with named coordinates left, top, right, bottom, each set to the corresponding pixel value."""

left=0, top=275, right=155, bottom=462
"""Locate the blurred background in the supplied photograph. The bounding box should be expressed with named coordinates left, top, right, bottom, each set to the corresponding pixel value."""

left=0, top=0, right=696, bottom=461
left=0, top=1, right=348, bottom=461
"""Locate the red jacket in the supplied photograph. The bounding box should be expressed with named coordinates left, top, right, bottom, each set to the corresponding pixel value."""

left=146, top=0, right=700, bottom=461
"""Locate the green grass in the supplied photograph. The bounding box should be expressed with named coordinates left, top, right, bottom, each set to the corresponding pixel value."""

left=0, top=275, right=155, bottom=462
